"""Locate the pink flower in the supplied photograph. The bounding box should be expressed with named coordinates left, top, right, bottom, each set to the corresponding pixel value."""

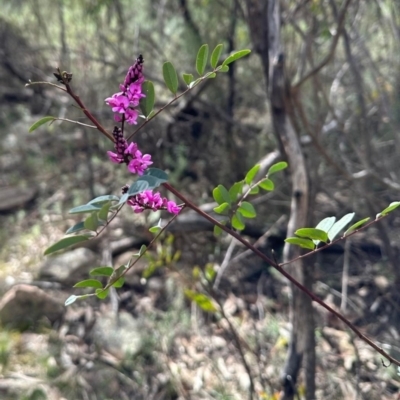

left=105, top=93, right=129, bottom=114
left=125, top=108, right=139, bottom=125
left=127, top=150, right=153, bottom=175
left=126, top=82, right=145, bottom=107
left=107, top=151, right=124, bottom=164
left=166, top=201, right=181, bottom=214
left=125, top=142, right=138, bottom=156
left=127, top=190, right=182, bottom=215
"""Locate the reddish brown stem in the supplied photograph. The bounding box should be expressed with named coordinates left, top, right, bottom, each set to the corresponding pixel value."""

left=64, top=74, right=400, bottom=367
left=65, top=83, right=114, bottom=142
left=164, top=182, right=400, bottom=367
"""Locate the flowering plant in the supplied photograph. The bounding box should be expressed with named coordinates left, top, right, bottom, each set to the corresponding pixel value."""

left=27, top=44, right=400, bottom=370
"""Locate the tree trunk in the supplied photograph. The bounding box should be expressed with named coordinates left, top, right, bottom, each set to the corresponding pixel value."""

left=245, top=0, right=315, bottom=398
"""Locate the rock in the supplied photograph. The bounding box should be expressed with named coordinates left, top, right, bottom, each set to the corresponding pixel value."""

left=0, top=375, right=62, bottom=400
left=92, top=310, right=142, bottom=358
left=39, top=248, right=99, bottom=285
left=0, top=186, right=37, bottom=213
left=0, top=284, right=64, bottom=330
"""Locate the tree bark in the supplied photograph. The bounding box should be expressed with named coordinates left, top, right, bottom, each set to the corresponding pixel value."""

left=245, top=0, right=315, bottom=398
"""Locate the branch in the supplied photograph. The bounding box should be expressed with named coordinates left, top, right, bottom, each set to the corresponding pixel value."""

left=293, top=0, right=353, bottom=89
left=64, top=83, right=114, bottom=142
left=164, top=182, right=400, bottom=367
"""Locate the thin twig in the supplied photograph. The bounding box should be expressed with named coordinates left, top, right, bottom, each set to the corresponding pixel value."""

left=212, top=292, right=255, bottom=400
left=340, top=237, right=351, bottom=313
left=126, top=70, right=220, bottom=141
left=25, top=81, right=67, bottom=92
left=55, top=118, right=97, bottom=129
left=293, top=0, right=352, bottom=88
left=213, top=237, right=237, bottom=289
left=64, top=82, right=114, bottom=142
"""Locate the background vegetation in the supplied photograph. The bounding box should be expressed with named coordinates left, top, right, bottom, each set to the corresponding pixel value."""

left=1, top=0, right=400, bottom=399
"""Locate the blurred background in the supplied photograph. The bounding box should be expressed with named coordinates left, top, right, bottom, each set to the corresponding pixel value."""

left=1, top=0, right=400, bottom=399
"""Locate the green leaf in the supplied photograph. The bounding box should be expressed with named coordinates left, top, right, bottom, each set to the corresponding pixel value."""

left=210, top=44, right=223, bottom=68
left=44, top=235, right=90, bottom=255
left=111, top=277, right=125, bottom=288
left=213, top=224, right=223, bottom=236
left=228, top=181, right=243, bottom=202
left=182, top=73, right=194, bottom=85
left=285, top=237, right=315, bottom=250
left=96, top=288, right=109, bottom=300
left=206, top=72, right=216, bottom=79
left=149, top=225, right=162, bottom=233
left=315, top=217, right=336, bottom=233
left=238, top=202, right=256, bottom=218
left=213, top=185, right=231, bottom=205
left=213, top=202, right=230, bottom=215
left=268, top=161, right=288, bottom=176
left=173, top=250, right=181, bottom=262
left=127, top=180, right=149, bottom=196
left=73, top=279, right=103, bottom=289
left=143, top=168, right=169, bottom=184
left=222, top=49, right=251, bottom=66
left=295, top=228, right=328, bottom=242
left=205, top=264, right=216, bottom=282
left=88, top=195, right=119, bottom=205
left=84, top=212, right=99, bottom=231
left=98, top=201, right=111, bottom=221
left=90, top=266, right=114, bottom=277
left=135, top=175, right=161, bottom=191
left=217, top=65, right=229, bottom=72
left=69, top=204, right=101, bottom=214
left=232, top=212, right=245, bottom=230
left=249, top=186, right=260, bottom=194
left=66, top=221, right=85, bottom=235
left=139, top=80, right=155, bottom=117
left=245, top=164, right=260, bottom=185
left=29, top=116, right=56, bottom=133
left=328, top=212, right=355, bottom=241
left=65, top=295, right=78, bottom=306
left=213, top=186, right=224, bottom=204
left=185, top=290, right=217, bottom=312
left=118, top=193, right=129, bottom=205
left=138, top=244, right=147, bottom=256
left=142, top=261, right=159, bottom=279
left=379, top=201, right=400, bottom=216
left=259, top=179, right=274, bottom=191
left=65, top=294, right=90, bottom=306
left=344, top=217, right=370, bottom=236
left=162, top=61, right=179, bottom=94
left=196, top=44, right=209, bottom=75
